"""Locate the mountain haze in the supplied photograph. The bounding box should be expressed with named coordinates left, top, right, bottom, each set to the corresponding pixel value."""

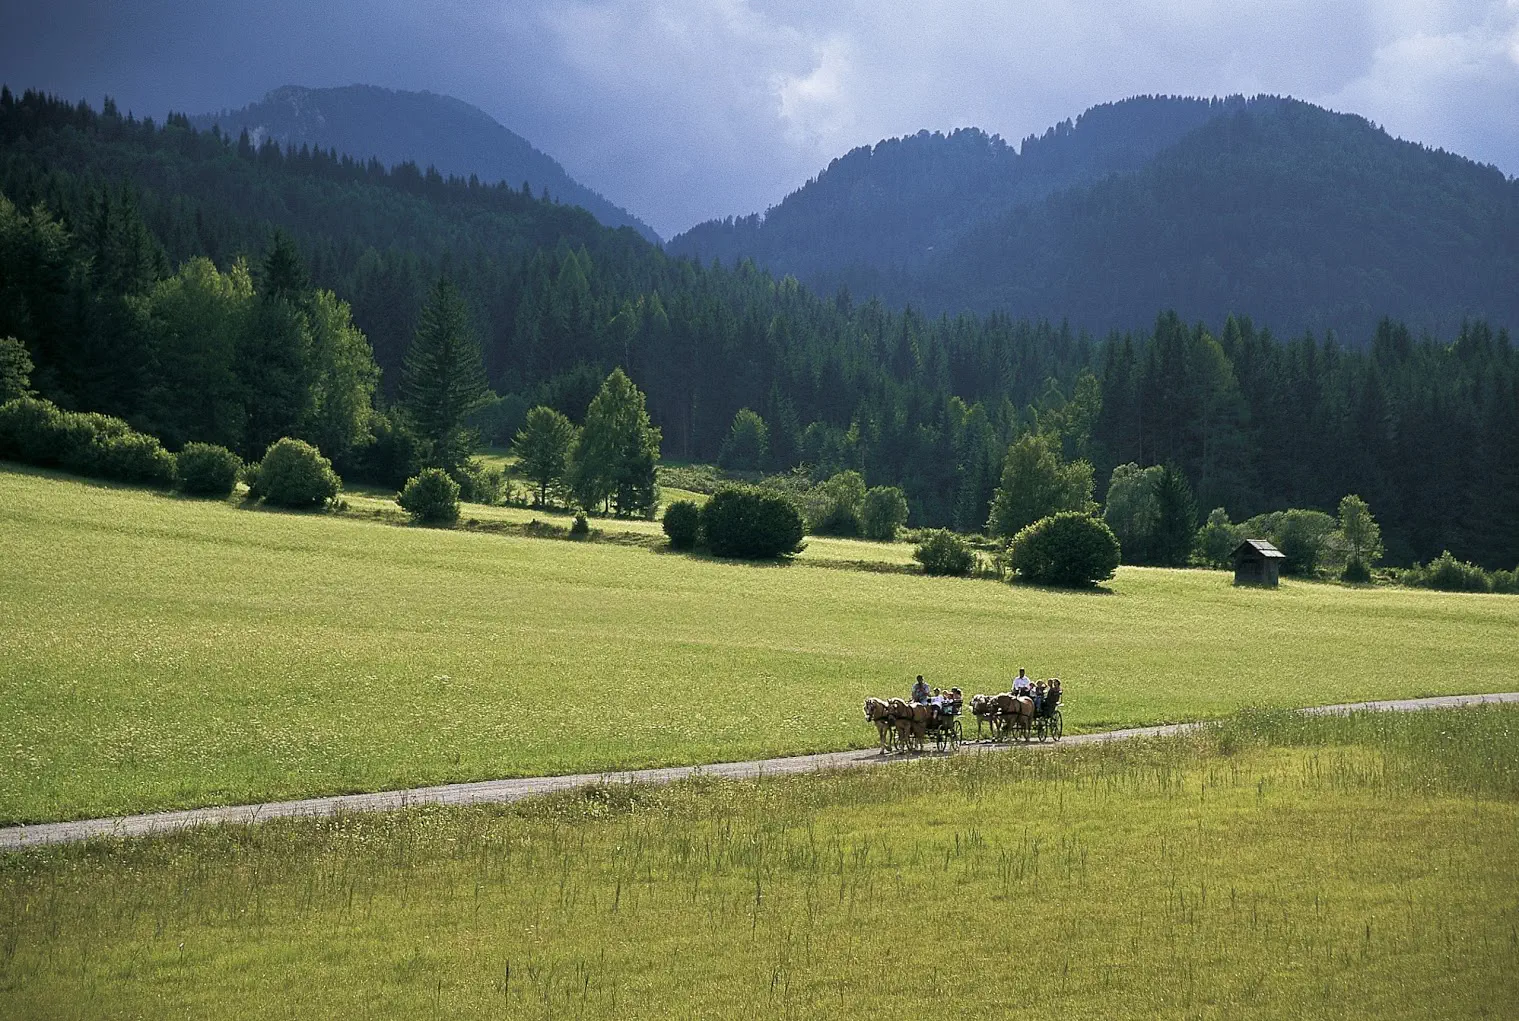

left=192, top=85, right=660, bottom=243
left=671, top=96, right=1519, bottom=341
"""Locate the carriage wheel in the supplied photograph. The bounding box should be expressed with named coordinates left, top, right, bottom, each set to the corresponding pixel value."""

left=951, top=719, right=963, bottom=748
left=1035, top=717, right=1047, bottom=743
left=1052, top=710, right=1063, bottom=741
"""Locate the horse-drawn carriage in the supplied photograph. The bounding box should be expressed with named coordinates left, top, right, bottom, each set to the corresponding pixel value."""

left=864, top=685, right=1057, bottom=753
left=970, top=690, right=1063, bottom=743
left=862, top=697, right=963, bottom=753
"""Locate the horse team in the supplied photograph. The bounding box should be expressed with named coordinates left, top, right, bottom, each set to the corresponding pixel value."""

left=862, top=675, right=1063, bottom=753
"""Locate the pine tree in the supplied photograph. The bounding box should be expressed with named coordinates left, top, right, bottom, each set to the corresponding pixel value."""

left=400, top=279, right=491, bottom=471
left=1152, top=464, right=1198, bottom=566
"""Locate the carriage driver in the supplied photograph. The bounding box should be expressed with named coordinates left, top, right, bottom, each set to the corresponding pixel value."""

left=1012, top=668, right=1032, bottom=694
left=911, top=675, right=931, bottom=703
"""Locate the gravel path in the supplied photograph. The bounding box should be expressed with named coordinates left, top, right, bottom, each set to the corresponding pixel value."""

left=5, top=691, right=1516, bottom=851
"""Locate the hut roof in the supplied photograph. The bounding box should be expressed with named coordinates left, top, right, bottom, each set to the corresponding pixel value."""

left=1233, top=538, right=1286, bottom=560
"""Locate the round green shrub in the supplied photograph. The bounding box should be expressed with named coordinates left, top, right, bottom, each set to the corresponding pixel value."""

left=1007, top=511, right=1121, bottom=587
left=0, top=397, right=68, bottom=464
left=84, top=431, right=176, bottom=487
left=701, top=486, right=805, bottom=559
left=570, top=512, right=590, bottom=538
left=249, top=437, right=341, bottom=509
left=1340, top=557, right=1372, bottom=584
left=913, top=529, right=977, bottom=576
left=175, top=442, right=243, bottom=497
left=861, top=485, right=909, bottom=541
left=662, top=499, right=701, bottom=550
left=398, top=468, right=461, bottom=524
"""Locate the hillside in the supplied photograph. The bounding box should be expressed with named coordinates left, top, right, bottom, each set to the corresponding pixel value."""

left=671, top=95, right=1247, bottom=281
left=192, top=84, right=660, bottom=242
left=671, top=96, right=1519, bottom=340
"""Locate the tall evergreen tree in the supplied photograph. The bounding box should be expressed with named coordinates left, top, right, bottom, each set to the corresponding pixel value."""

left=1152, top=464, right=1199, bottom=566
left=401, top=279, right=491, bottom=470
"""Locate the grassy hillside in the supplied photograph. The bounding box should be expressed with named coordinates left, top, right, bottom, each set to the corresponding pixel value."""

left=2, top=707, right=1515, bottom=1018
left=3, top=465, right=1518, bottom=824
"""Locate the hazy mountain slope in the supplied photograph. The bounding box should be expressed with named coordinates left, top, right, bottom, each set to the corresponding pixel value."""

left=672, top=95, right=1518, bottom=340
left=668, top=95, right=1252, bottom=279
left=192, top=84, right=660, bottom=242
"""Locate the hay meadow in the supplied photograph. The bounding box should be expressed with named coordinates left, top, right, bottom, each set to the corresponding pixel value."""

left=2, top=707, right=1516, bottom=1019
left=4, top=465, right=1519, bottom=824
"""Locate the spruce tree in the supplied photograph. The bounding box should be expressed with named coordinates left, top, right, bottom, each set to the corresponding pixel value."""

left=1152, top=464, right=1198, bottom=566
left=401, top=279, right=491, bottom=471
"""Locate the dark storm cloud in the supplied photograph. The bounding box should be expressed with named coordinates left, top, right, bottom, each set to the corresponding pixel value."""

left=4, top=1, right=1516, bottom=238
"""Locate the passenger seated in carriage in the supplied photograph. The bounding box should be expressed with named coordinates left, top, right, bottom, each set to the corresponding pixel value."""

left=1012, top=668, right=1032, bottom=694
left=911, top=675, right=931, bottom=703
left=1042, top=678, right=1062, bottom=716
left=1032, top=680, right=1047, bottom=714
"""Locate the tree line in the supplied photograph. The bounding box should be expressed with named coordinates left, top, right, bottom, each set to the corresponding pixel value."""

left=1, top=89, right=1514, bottom=569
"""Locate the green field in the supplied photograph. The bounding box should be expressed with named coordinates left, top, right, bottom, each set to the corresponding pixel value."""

left=3, top=707, right=1516, bottom=1019
left=3, top=465, right=1518, bottom=824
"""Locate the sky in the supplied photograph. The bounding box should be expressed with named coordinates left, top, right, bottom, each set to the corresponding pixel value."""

left=4, top=0, right=1518, bottom=239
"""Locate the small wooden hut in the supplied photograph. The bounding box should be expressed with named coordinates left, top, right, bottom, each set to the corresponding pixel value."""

left=1233, top=539, right=1286, bottom=587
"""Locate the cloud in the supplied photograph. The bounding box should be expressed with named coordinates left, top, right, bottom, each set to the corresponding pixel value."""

left=1318, top=1, right=1519, bottom=171
left=2, top=0, right=1515, bottom=237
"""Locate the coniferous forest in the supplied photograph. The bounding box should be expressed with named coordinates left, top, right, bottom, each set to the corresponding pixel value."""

left=1, top=88, right=1515, bottom=569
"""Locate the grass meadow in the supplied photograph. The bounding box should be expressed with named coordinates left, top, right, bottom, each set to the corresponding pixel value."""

left=2, top=707, right=1516, bottom=1019
left=3, top=465, right=1518, bottom=824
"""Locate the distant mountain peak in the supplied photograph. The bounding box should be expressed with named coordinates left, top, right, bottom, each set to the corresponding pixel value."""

left=193, top=84, right=660, bottom=243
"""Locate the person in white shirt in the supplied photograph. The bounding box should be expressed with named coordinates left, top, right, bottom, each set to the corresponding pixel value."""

left=1012, top=668, right=1032, bottom=694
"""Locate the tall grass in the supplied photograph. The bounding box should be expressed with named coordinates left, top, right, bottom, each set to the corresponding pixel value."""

left=2, top=706, right=1516, bottom=1018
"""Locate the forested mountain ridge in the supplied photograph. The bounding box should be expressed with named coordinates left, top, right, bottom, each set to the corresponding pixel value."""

left=1, top=88, right=1515, bottom=571
left=672, top=96, right=1519, bottom=342
left=191, top=84, right=660, bottom=243
left=670, top=95, right=1249, bottom=280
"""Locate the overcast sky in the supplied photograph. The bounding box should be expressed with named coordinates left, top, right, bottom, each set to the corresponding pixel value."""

left=4, top=0, right=1517, bottom=238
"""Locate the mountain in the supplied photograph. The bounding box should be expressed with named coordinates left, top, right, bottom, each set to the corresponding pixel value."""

left=192, top=84, right=660, bottom=243
left=670, top=96, right=1519, bottom=341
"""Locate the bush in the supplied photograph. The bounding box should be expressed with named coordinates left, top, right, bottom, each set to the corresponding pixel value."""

left=806, top=470, right=865, bottom=536
left=913, top=529, right=977, bottom=576
left=0, top=397, right=70, bottom=464
left=1402, top=551, right=1492, bottom=593
left=175, top=442, right=242, bottom=497
left=570, top=512, right=590, bottom=538
left=452, top=459, right=505, bottom=505
left=1006, top=512, right=1121, bottom=588
left=82, top=431, right=176, bottom=487
left=0, top=397, right=173, bottom=487
left=1341, top=557, right=1372, bottom=584
left=248, top=438, right=341, bottom=509
left=398, top=468, right=461, bottom=524
left=861, top=485, right=909, bottom=541
left=1492, top=568, right=1519, bottom=596
left=701, top=486, right=806, bottom=559
left=663, top=499, right=701, bottom=550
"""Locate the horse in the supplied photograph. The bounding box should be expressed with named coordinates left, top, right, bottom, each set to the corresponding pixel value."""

left=863, top=697, right=896, bottom=753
